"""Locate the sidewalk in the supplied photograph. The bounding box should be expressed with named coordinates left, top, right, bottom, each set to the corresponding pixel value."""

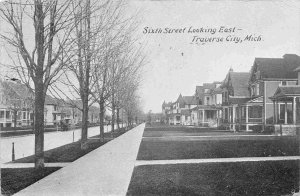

left=15, top=124, right=145, bottom=196
left=135, top=156, right=300, bottom=166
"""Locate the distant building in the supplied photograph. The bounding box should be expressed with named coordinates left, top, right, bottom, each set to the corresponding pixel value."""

left=191, top=82, right=222, bottom=127
left=0, top=79, right=34, bottom=127
left=0, top=79, right=100, bottom=128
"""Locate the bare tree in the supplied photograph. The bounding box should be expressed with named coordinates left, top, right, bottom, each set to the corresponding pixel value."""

left=0, top=0, right=80, bottom=168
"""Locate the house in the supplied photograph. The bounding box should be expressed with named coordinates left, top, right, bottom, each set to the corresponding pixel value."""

left=0, top=79, right=34, bottom=127
left=191, top=82, right=223, bottom=127
left=220, top=69, right=251, bottom=131
left=269, top=66, right=300, bottom=135
left=162, top=101, right=172, bottom=124
left=168, top=94, right=197, bottom=125
left=248, top=54, right=299, bottom=131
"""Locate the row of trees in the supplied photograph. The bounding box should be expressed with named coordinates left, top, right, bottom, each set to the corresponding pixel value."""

left=0, top=0, right=144, bottom=168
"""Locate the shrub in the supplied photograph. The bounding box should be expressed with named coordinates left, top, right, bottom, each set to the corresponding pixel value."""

left=250, top=125, right=263, bottom=133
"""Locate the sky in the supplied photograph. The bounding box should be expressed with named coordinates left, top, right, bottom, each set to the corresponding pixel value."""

left=1, top=1, right=300, bottom=113
left=125, top=0, right=300, bottom=113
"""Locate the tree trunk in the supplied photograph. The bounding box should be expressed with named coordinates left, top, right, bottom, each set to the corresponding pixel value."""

left=99, top=100, right=105, bottom=142
left=13, top=110, right=17, bottom=129
left=34, top=82, right=45, bottom=168
left=111, top=109, right=115, bottom=135
left=116, top=108, right=120, bottom=130
left=81, top=95, right=89, bottom=149
left=111, top=98, right=115, bottom=133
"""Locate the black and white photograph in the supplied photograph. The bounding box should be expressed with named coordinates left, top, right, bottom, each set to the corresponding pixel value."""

left=1, top=0, right=300, bottom=195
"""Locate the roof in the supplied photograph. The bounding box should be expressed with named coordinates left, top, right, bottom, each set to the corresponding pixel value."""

left=182, top=96, right=198, bottom=105
left=271, top=86, right=300, bottom=99
left=230, top=72, right=250, bottom=96
left=212, top=86, right=222, bottom=94
left=195, top=86, right=204, bottom=98
left=180, top=109, right=191, bottom=115
left=1, top=80, right=33, bottom=100
left=253, top=54, right=300, bottom=80
left=45, top=95, right=59, bottom=105
left=229, top=97, right=251, bottom=105
left=203, top=83, right=215, bottom=90
left=162, top=101, right=172, bottom=108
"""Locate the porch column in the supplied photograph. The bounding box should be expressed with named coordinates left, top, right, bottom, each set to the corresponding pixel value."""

left=275, top=101, right=278, bottom=124
left=273, top=101, right=276, bottom=124
left=293, top=97, right=296, bottom=125
left=246, top=106, right=249, bottom=131
left=232, top=106, right=236, bottom=131
left=284, top=101, right=288, bottom=125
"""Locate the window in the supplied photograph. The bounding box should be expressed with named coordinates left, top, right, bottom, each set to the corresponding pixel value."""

left=224, top=108, right=228, bottom=120
left=249, top=106, right=262, bottom=118
left=279, top=104, right=285, bottom=120
left=281, top=81, right=287, bottom=86
left=176, top=116, right=180, bottom=121
left=255, top=84, right=260, bottom=96
left=206, top=97, right=210, bottom=105
left=23, top=111, right=26, bottom=119
left=0, top=111, right=4, bottom=118
left=6, top=111, right=10, bottom=119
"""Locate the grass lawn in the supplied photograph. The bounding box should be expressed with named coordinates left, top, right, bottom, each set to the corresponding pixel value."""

left=13, top=128, right=127, bottom=163
left=12, top=138, right=108, bottom=163
left=143, top=127, right=270, bottom=137
left=137, top=137, right=299, bottom=160
left=127, top=161, right=299, bottom=196
left=1, top=167, right=61, bottom=195
left=1, top=127, right=129, bottom=195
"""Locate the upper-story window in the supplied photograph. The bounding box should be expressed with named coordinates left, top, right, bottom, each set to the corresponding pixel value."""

left=206, top=97, right=210, bottom=105
left=281, top=81, right=287, bottom=86
left=204, top=89, right=209, bottom=93
left=255, top=83, right=260, bottom=96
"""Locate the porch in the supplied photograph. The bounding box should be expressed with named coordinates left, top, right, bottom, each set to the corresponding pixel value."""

left=222, top=96, right=263, bottom=131
left=270, top=86, right=300, bottom=135
left=192, top=105, right=222, bottom=127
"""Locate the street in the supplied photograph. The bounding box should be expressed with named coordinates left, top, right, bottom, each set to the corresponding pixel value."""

left=1, top=125, right=115, bottom=164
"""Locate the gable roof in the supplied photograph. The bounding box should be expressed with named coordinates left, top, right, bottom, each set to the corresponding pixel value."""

left=1, top=80, right=33, bottom=99
left=252, top=54, right=300, bottom=80
left=230, top=72, right=250, bottom=97
left=271, top=86, right=300, bottom=99
left=221, top=71, right=250, bottom=97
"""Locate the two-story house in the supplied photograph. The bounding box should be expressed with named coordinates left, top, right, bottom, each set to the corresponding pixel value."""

left=0, top=79, right=34, bottom=128
left=168, top=94, right=197, bottom=125
left=162, top=101, right=172, bottom=124
left=191, top=82, right=223, bottom=127
left=270, top=66, right=300, bottom=134
left=220, top=69, right=251, bottom=131
left=249, top=54, right=300, bottom=131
